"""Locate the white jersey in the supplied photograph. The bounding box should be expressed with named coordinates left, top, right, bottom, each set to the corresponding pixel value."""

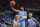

left=13, top=19, right=18, bottom=27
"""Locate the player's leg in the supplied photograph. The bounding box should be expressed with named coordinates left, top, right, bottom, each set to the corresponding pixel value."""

left=21, top=21, right=25, bottom=27
left=17, top=21, right=21, bottom=27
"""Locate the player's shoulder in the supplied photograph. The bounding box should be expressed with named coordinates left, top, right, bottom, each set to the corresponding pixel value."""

left=33, top=18, right=35, bottom=20
left=25, top=11, right=27, bottom=13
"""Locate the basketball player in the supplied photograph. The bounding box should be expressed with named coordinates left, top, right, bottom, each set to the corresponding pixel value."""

left=27, top=13, right=39, bottom=27
left=11, top=6, right=27, bottom=27
left=11, top=15, right=19, bottom=27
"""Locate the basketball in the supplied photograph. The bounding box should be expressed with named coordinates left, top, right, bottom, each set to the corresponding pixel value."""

left=10, top=1, right=16, bottom=6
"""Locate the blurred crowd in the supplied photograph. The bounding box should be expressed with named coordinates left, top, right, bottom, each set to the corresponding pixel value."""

left=0, top=12, right=14, bottom=27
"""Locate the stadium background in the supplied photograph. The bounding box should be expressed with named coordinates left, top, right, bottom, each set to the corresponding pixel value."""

left=0, top=0, right=40, bottom=27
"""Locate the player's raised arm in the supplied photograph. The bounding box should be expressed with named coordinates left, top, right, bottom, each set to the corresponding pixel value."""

left=11, top=7, right=19, bottom=12
left=10, top=1, right=19, bottom=12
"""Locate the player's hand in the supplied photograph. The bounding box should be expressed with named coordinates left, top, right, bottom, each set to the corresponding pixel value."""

left=34, top=24, right=36, bottom=26
left=10, top=4, right=13, bottom=7
left=20, top=16, right=23, bottom=18
left=32, top=24, right=36, bottom=26
left=32, top=25, right=34, bottom=26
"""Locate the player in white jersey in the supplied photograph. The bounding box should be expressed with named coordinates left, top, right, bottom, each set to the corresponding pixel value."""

left=11, top=15, right=19, bottom=27
left=27, top=13, right=39, bottom=27
left=11, top=6, right=27, bottom=27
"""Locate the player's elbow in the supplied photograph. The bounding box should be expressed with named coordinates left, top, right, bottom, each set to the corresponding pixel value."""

left=36, top=21, right=39, bottom=25
left=37, top=22, right=39, bottom=25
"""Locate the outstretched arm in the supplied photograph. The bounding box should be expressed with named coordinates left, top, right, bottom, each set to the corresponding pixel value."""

left=11, top=6, right=19, bottom=13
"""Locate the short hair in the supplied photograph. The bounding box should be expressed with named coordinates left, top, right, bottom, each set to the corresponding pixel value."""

left=21, top=7, right=24, bottom=9
left=29, top=13, right=32, bottom=16
left=15, top=15, right=19, bottom=18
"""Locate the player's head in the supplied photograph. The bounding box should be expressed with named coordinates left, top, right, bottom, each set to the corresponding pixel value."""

left=29, top=13, right=32, bottom=18
left=15, top=15, right=18, bottom=19
left=20, top=7, right=24, bottom=11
